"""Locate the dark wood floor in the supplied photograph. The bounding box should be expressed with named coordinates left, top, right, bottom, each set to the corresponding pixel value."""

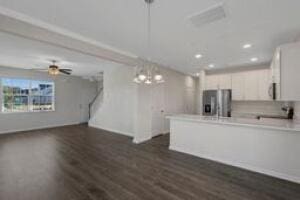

left=0, top=125, right=299, bottom=200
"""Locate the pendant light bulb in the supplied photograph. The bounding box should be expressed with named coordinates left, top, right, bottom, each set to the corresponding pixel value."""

left=154, top=74, right=163, bottom=81
left=145, top=79, right=152, bottom=85
left=138, top=74, right=147, bottom=81
left=133, top=77, right=141, bottom=83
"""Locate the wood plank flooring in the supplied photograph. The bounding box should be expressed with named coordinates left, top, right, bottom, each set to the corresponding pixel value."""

left=0, top=124, right=299, bottom=200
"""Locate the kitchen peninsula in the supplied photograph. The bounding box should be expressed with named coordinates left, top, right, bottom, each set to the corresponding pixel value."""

left=167, top=114, right=300, bottom=184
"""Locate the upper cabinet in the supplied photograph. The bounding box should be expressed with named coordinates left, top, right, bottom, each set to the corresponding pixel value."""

left=244, top=70, right=259, bottom=100
left=218, top=74, right=232, bottom=89
left=270, top=48, right=281, bottom=100
left=205, top=75, right=219, bottom=90
left=273, top=42, right=300, bottom=101
left=204, top=41, right=300, bottom=101
left=205, top=74, right=231, bottom=90
left=258, top=69, right=272, bottom=101
left=231, top=72, right=245, bottom=100
left=205, top=69, right=272, bottom=101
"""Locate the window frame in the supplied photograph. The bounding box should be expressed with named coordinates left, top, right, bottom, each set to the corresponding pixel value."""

left=0, top=77, right=55, bottom=114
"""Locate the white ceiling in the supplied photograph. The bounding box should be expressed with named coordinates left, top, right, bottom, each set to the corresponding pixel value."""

left=1, top=0, right=300, bottom=74
left=0, top=31, right=116, bottom=77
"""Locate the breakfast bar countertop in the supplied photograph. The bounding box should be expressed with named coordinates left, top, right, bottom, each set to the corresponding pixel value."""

left=167, top=114, right=300, bottom=132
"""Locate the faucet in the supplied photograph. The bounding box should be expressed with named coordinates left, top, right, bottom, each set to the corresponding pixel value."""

left=282, top=106, right=294, bottom=119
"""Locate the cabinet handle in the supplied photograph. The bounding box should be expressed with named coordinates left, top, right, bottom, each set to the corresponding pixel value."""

left=268, top=83, right=276, bottom=100
left=268, top=84, right=273, bottom=99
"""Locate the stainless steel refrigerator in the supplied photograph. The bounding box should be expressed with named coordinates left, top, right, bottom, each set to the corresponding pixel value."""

left=202, top=89, right=232, bottom=117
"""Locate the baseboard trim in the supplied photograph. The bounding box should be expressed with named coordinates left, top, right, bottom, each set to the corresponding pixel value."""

left=133, top=136, right=152, bottom=144
left=88, top=124, right=134, bottom=138
left=0, top=122, right=82, bottom=135
left=169, top=145, right=300, bottom=184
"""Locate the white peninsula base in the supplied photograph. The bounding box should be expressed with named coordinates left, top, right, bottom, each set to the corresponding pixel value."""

left=168, top=115, right=300, bottom=184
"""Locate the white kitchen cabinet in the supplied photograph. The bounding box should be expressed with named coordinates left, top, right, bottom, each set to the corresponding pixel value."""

left=218, top=74, right=232, bottom=89
left=231, top=72, right=245, bottom=100
left=205, top=69, right=271, bottom=101
left=258, top=69, right=272, bottom=101
left=276, top=42, right=300, bottom=101
left=270, top=48, right=281, bottom=100
left=244, top=70, right=259, bottom=100
left=205, top=74, right=231, bottom=90
left=205, top=75, right=219, bottom=90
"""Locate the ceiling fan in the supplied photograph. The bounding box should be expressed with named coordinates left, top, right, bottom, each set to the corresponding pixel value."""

left=34, top=60, right=73, bottom=76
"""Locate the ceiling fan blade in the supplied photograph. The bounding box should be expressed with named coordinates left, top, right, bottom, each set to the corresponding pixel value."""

left=30, top=68, right=48, bottom=71
left=60, top=69, right=72, bottom=71
left=59, top=69, right=72, bottom=75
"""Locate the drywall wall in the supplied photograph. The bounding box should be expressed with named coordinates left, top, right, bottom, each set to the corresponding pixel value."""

left=89, top=63, right=138, bottom=137
left=196, top=70, right=205, bottom=115
left=88, top=62, right=197, bottom=141
left=162, top=68, right=197, bottom=133
left=0, top=66, right=97, bottom=134
left=133, top=84, right=152, bottom=143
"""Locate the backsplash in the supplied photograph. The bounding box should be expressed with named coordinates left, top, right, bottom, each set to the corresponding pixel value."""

left=231, top=101, right=289, bottom=118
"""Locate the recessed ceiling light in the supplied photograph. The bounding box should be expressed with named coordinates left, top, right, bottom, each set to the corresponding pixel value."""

left=208, top=64, right=215, bottom=68
left=243, top=44, right=252, bottom=49
left=195, top=73, right=200, bottom=76
left=195, top=54, right=203, bottom=59
left=251, top=57, right=258, bottom=62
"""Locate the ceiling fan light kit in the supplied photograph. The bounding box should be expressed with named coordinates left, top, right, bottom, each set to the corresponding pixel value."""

left=48, top=64, right=60, bottom=75
left=46, top=60, right=72, bottom=76
left=133, top=0, right=164, bottom=85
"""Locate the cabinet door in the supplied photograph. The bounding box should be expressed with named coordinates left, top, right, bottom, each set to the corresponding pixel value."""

left=205, top=75, right=218, bottom=90
left=280, top=42, right=300, bottom=101
left=218, top=74, right=232, bottom=89
left=271, top=48, right=281, bottom=99
left=244, top=71, right=259, bottom=100
left=258, top=69, right=272, bottom=101
left=231, top=72, right=245, bottom=100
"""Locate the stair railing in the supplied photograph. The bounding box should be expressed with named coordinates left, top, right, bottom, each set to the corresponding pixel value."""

left=88, top=87, right=103, bottom=119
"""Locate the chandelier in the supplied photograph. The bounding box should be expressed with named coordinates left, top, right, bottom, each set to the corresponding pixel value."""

left=133, top=0, right=164, bottom=84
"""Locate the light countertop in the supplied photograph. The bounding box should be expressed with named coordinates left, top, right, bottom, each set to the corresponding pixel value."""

left=167, top=114, right=300, bottom=132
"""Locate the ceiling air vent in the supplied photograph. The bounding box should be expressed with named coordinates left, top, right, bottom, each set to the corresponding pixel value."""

left=188, top=4, right=226, bottom=28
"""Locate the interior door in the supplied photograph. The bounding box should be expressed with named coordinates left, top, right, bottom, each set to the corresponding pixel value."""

left=151, top=84, right=165, bottom=137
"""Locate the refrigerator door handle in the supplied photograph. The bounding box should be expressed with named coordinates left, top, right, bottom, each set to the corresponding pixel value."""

left=211, top=97, right=215, bottom=115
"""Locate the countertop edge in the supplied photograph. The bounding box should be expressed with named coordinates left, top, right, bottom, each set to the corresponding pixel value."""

left=167, top=116, right=300, bottom=132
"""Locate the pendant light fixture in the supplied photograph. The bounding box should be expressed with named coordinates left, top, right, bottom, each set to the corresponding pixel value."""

left=133, top=0, right=164, bottom=84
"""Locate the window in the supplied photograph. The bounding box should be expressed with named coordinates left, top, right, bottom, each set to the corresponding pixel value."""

left=1, top=78, right=54, bottom=113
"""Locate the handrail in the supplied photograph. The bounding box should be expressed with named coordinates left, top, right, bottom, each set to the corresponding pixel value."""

left=88, top=87, right=103, bottom=119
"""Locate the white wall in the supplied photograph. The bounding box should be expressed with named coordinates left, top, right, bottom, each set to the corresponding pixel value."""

left=196, top=70, right=205, bottom=114
left=133, top=84, right=152, bottom=143
left=89, top=63, right=138, bottom=137
left=88, top=62, right=197, bottom=142
left=0, top=66, right=97, bottom=134
left=162, top=68, right=197, bottom=132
